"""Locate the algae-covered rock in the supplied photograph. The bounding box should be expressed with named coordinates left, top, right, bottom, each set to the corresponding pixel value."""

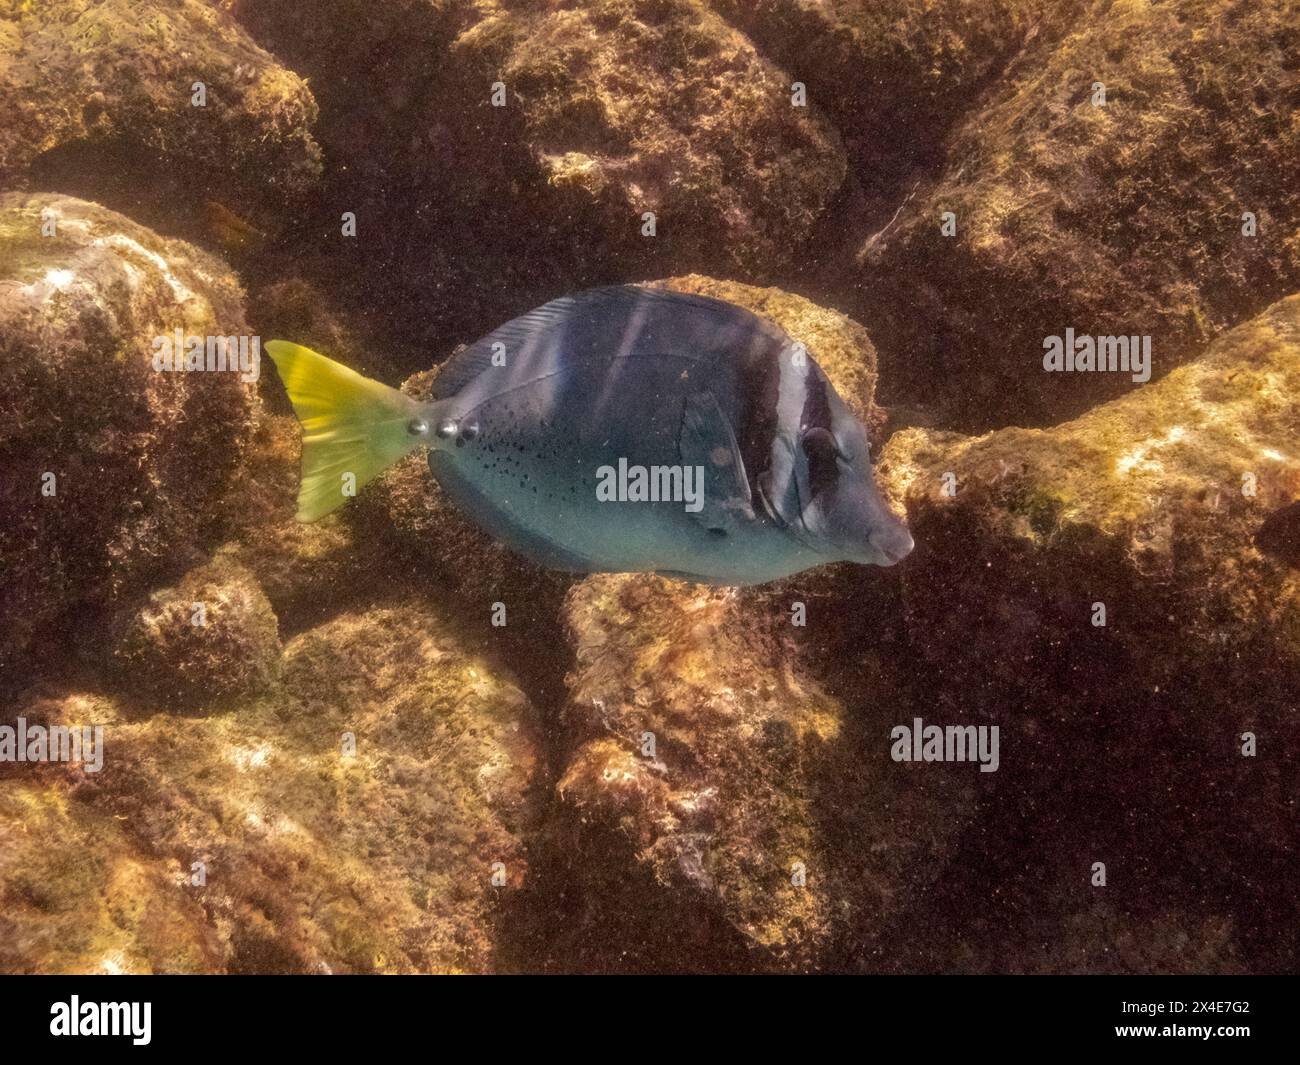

left=0, top=691, right=222, bottom=975
left=0, top=193, right=259, bottom=675
left=0, top=0, right=321, bottom=232
left=856, top=0, right=1300, bottom=430
left=232, top=0, right=844, bottom=362
left=104, top=553, right=282, bottom=708
left=869, top=294, right=1300, bottom=971
left=550, top=572, right=974, bottom=972
left=882, top=292, right=1300, bottom=693
left=0, top=779, right=223, bottom=975
left=449, top=0, right=845, bottom=276
left=1, top=598, right=544, bottom=974
left=711, top=0, right=1041, bottom=193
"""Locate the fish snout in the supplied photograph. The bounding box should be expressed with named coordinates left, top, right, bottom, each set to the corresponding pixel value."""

left=869, top=521, right=914, bottom=566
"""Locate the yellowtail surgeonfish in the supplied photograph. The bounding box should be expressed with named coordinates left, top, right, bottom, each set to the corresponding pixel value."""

left=266, top=285, right=913, bottom=585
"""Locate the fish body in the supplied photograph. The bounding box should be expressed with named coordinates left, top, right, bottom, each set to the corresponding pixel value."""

left=267, top=285, right=912, bottom=585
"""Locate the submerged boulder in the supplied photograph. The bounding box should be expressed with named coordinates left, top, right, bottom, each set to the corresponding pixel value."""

left=711, top=0, right=1040, bottom=194
left=882, top=292, right=1300, bottom=696
left=447, top=0, right=845, bottom=277
left=549, top=572, right=974, bottom=972
left=231, top=0, right=845, bottom=363
left=0, top=778, right=223, bottom=975
left=0, top=193, right=259, bottom=676
left=1, top=597, right=545, bottom=974
left=872, top=293, right=1300, bottom=972
left=854, top=0, right=1300, bottom=430
left=104, top=553, right=282, bottom=709
left=0, top=0, right=320, bottom=235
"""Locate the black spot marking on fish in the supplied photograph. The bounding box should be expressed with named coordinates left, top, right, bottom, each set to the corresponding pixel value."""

left=1255, top=499, right=1300, bottom=566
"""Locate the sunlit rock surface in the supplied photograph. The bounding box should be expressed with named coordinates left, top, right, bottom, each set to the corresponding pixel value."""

left=873, top=294, right=1300, bottom=973
left=1, top=600, right=544, bottom=974
left=0, top=193, right=258, bottom=674
left=448, top=0, right=845, bottom=275
left=853, top=0, right=1300, bottom=430
left=103, top=554, right=282, bottom=709
left=0, top=0, right=320, bottom=233
left=882, top=293, right=1300, bottom=689
left=551, top=572, right=974, bottom=972
left=231, top=0, right=844, bottom=364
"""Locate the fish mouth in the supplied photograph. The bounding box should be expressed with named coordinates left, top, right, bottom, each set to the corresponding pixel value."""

left=769, top=478, right=914, bottom=566
left=802, top=517, right=914, bottom=567
left=869, top=525, right=915, bottom=566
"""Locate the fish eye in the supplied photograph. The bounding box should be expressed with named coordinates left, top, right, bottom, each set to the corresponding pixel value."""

left=800, top=426, right=840, bottom=458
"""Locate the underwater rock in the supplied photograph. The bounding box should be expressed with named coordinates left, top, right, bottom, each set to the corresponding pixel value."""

left=882, top=292, right=1300, bottom=693
left=104, top=553, right=282, bottom=709
left=1, top=599, right=544, bottom=973
left=0, top=691, right=223, bottom=975
left=0, top=779, right=223, bottom=974
left=0, top=0, right=321, bottom=236
left=710, top=0, right=1040, bottom=196
left=447, top=0, right=845, bottom=276
left=245, top=277, right=388, bottom=383
left=231, top=0, right=844, bottom=362
left=550, top=573, right=974, bottom=972
left=855, top=0, right=1300, bottom=431
left=0, top=192, right=259, bottom=676
left=873, top=293, right=1300, bottom=970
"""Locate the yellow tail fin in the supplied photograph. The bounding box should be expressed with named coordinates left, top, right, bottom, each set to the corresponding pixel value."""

left=265, top=341, right=425, bottom=522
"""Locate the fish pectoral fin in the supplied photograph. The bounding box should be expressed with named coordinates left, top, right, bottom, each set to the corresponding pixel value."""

left=679, top=389, right=755, bottom=533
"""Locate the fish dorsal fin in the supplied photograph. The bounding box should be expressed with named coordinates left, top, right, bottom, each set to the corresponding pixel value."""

left=431, top=285, right=789, bottom=400
left=430, top=296, right=579, bottom=400
left=679, top=389, right=756, bottom=534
